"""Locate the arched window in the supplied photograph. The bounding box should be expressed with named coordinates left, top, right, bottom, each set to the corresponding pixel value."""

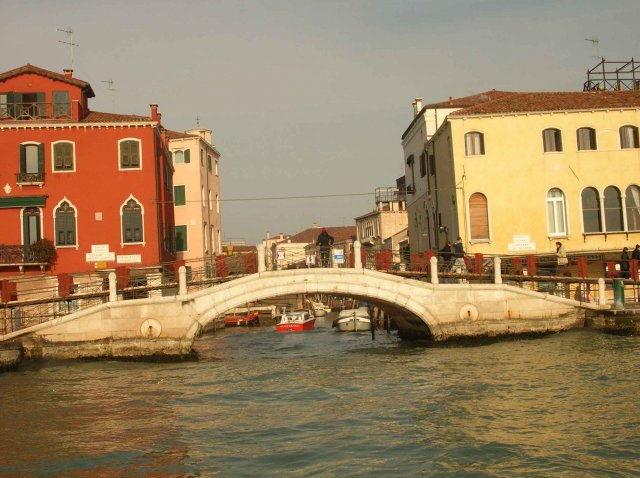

left=55, top=201, right=76, bottom=246
left=604, top=186, right=623, bottom=232
left=582, top=187, right=602, bottom=233
left=464, top=132, right=485, bottom=156
left=620, top=125, right=639, bottom=149
left=625, top=185, right=640, bottom=231
left=576, top=127, right=597, bottom=151
left=543, top=128, right=563, bottom=152
left=22, top=207, right=41, bottom=246
left=546, top=188, right=567, bottom=236
left=122, top=198, right=143, bottom=243
left=469, top=192, right=489, bottom=240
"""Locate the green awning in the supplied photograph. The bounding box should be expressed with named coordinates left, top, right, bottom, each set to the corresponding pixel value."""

left=0, top=195, right=47, bottom=208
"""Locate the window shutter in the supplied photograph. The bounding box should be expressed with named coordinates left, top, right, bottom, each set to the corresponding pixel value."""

left=19, top=144, right=26, bottom=173
left=37, top=143, right=45, bottom=173
left=469, top=193, right=489, bottom=240
left=184, top=149, right=190, bottom=163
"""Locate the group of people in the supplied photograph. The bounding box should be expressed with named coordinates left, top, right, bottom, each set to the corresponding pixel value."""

left=439, top=237, right=466, bottom=271
left=618, top=244, right=640, bottom=279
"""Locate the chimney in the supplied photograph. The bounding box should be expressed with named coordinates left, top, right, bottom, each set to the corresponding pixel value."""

left=157, top=112, right=162, bottom=126
left=414, top=97, right=422, bottom=115
left=448, top=96, right=453, bottom=105
left=63, top=69, right=73, bottom=78
left=150, top=104, right=158, bottom=122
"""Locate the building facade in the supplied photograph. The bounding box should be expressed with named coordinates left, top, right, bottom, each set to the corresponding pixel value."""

left=167, top=127, right=222, bottom=262
left=402, top=89, right=640, bottom=259
left=0, top=64, right=175, bottom=277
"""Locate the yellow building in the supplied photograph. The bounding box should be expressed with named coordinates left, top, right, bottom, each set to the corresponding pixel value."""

left=403, top=90, right=640, bottom=259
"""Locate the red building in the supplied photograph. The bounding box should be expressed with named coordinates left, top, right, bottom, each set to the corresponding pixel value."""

left=0, top=64, right=175, bottom=278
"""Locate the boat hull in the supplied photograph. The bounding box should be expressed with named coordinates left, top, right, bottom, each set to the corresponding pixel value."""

left=275, top=320, right=316, bottom=332
left=334, top=317, right=371, bottom=332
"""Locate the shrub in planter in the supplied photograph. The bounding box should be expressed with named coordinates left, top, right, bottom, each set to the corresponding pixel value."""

left=28, top=239, right=58, bottom=264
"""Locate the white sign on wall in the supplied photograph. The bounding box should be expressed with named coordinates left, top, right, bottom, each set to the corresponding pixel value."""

left=86, top=244, right=115, bottom=262
left=117, top=254, right=142, bottom=264
left=332, top=248, right=345, bottom=264
left=507, top=234, right=536, bottom=252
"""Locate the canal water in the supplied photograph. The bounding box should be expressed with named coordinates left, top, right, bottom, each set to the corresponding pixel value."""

left=1, top=315, right=639, bottom=477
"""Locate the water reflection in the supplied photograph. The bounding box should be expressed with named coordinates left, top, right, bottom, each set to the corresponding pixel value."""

left=1, top=324, right=639, bottom=477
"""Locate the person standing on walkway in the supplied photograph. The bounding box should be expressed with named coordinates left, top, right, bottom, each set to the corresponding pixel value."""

left=555, top=241, right=568, bottom=276
left=451, top=237, right=467, bottom=273
left=620, top=246, right=630, bottom=279
left=316, top=228, right=334, bottom=267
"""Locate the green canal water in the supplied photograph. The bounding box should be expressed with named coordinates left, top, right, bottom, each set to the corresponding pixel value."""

left=1, top=316, right=639, bottom=477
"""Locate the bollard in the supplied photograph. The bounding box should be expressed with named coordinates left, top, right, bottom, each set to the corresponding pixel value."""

left=179, top=266, right=187, bottom=296
left=613, top=278, right=625, bottom=309
left=257, top=243, right=266, bottom=273
left=354, top=240, right=362, bottom=269
left=108, top=272, right=117, bottom=302
left=430, top=256, right=439, bottom=284
left=494, top=257, right=502, bottom=284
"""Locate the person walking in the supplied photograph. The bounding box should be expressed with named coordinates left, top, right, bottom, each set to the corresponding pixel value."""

left=316, top=228, right=334, bottom=267
left=555, top=241, right=568, bottom=276
left=451, top=237, right=467, bottom=273
left=620, top=246, right=630, bottom=279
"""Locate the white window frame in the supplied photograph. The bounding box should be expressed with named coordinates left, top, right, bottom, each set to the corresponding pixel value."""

left=118, top=138, right=142, bottom=171
left=51, top=140, right=76, bottom=173
left=119, top=194, right=145, bottom=246
left=546, top=188, right=568, bottom=237
left=52, top=197, right=79, bottom=249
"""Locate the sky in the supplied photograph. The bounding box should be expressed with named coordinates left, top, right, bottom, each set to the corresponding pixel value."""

left=3, top=0, right=640, bottom=244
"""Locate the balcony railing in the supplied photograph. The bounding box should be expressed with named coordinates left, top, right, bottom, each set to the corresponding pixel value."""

left=1, top=102, right=72, bottom=121
left=0, top=244, right=43, bottom=265
left=16, top=171, right=45, bottom=185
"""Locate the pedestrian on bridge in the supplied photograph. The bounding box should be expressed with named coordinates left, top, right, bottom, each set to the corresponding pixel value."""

left=451, top=237, right=467, bottom=273
left=316, top=228, right=334, bottom=267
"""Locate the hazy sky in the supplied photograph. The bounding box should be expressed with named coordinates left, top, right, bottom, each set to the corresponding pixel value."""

left=3, top=0, right=639, bottom=244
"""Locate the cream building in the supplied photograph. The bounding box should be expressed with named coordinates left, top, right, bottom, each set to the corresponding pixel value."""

left=167, top=127, right=222, bottom=261
left=402, top=90, right=640, bottom=258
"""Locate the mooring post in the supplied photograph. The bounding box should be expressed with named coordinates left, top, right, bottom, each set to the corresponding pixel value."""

left=257, top=243, right=266, bottom=273
left=494, top=256, right=502, bottom=284
left=108, top=272, right=117, bottom=302
left=598, top=278, right=606, bottom=305
left=179, top=266, right=187, bottom=296
left=430, top=256, right=439, bottom=284
left=354, top=240, right=362, bottom=269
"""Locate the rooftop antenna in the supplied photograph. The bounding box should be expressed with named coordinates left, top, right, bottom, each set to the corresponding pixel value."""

left=57, top=27, right=78, bottom=69
left=101, top=78, right=117, bottom=91
left=585, top=37, right=601, bottom=60
left=196, top=115, right=201, bottom=127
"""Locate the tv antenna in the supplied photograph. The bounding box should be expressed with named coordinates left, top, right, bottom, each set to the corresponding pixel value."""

left=57, top=27, right=78, bottom=69
left=101, top=78, right=117, bottom=91
left=585, top=37, right=601, bottom=60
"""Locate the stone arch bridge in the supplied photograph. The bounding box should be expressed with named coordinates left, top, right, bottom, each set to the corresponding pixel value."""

left=1, top=266, right=602, bottom=362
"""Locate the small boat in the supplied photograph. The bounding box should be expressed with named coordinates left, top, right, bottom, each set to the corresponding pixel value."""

left=308, top=301, right=327, bottom=317
left=276, top=310, right=316, bottom=332
left=224, top=311, right=260, bottom=327
left=332, top=307, right=371, bottom=332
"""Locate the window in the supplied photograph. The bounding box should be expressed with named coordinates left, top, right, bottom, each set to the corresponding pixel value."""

left=207, top=154, right=212, bottom=172
left=546, top=188, right=567, bottom=236
left=119, top=139, right=141, bottom=169
left=604, top=186, right=623, bottom=232
left=464, top=132, right=485, bottom=156
left=122, top=198, right=143, bottom=243
left=625, top=185, right=640, bottom=231
left=174, top=185, right=186, bottom=206
left=582, top=187, right=602, bottom=233
left=22, top=207, right=41, bottom=246
left=216, top=194, right=220, bottom=213
left=175, top=225, right=188, bottom=252
left=429, top=154, right=435, bottom=176
left=620, top=125, right=639, bottom=149
left=52, top=91, right=70, bottom=118
left=19, top=143, right=44, bottom=182
left=55, top=201, right=76, bottom=246
left=543, top=128, right=563, bottom=152
left=419, top=152, right=427, bottom=177
left=469, top=193, right=489, bottom=240
left=215, top=159, right=219, bottom=175
left=200, top=148, right=204, bottom=166
left=577, top=127, right=597, bottom=151
left=406, top=155, right=415, bottom=191
left=208, top=190, right=213, bottom=211
left=174, top=149, right=190, bottom=164
left=53, top=142, right=74, bottom=171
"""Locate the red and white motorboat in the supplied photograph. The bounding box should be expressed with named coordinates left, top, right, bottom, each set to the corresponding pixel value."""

left=224, top=311, right=260, bottom=327
left=275, top=310, right=315, bottom=332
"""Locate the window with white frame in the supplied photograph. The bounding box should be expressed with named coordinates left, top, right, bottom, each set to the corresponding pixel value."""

left=464, top=132, right=485, bottom=156
left=469, top=192, right=489, bottom=240
left=55, top=201, right=76, bottom=246
left=625, top=185, right=640, bottom=231
left=119, top=139, right=141, bottom=169
left=53, top=141, right=74, bottom=171
left=543, top=128, right=563, bottom=152
left=546, top=188, right=567, bottom=236
left=122, top=198, right=143, bottom=243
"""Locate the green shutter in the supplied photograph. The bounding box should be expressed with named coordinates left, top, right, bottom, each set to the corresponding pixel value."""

left=37, top=143, right=45, bottom=173
left=174, top=185, right=186, bottom=206
left=19, top=144, right=26, bottom=173
left=184, top=149, right=190, bottom=163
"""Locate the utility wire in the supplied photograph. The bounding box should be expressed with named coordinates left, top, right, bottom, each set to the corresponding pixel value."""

left=156, top=191, right=375, bottom=204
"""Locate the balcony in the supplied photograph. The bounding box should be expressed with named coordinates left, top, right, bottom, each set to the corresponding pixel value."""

left=1, top=101, right=72, bottom=121
left=16, top=171, right=45, bottom=186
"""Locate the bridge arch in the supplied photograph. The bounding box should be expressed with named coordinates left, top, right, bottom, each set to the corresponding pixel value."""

left=186, top=269, right=442, bottom=340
